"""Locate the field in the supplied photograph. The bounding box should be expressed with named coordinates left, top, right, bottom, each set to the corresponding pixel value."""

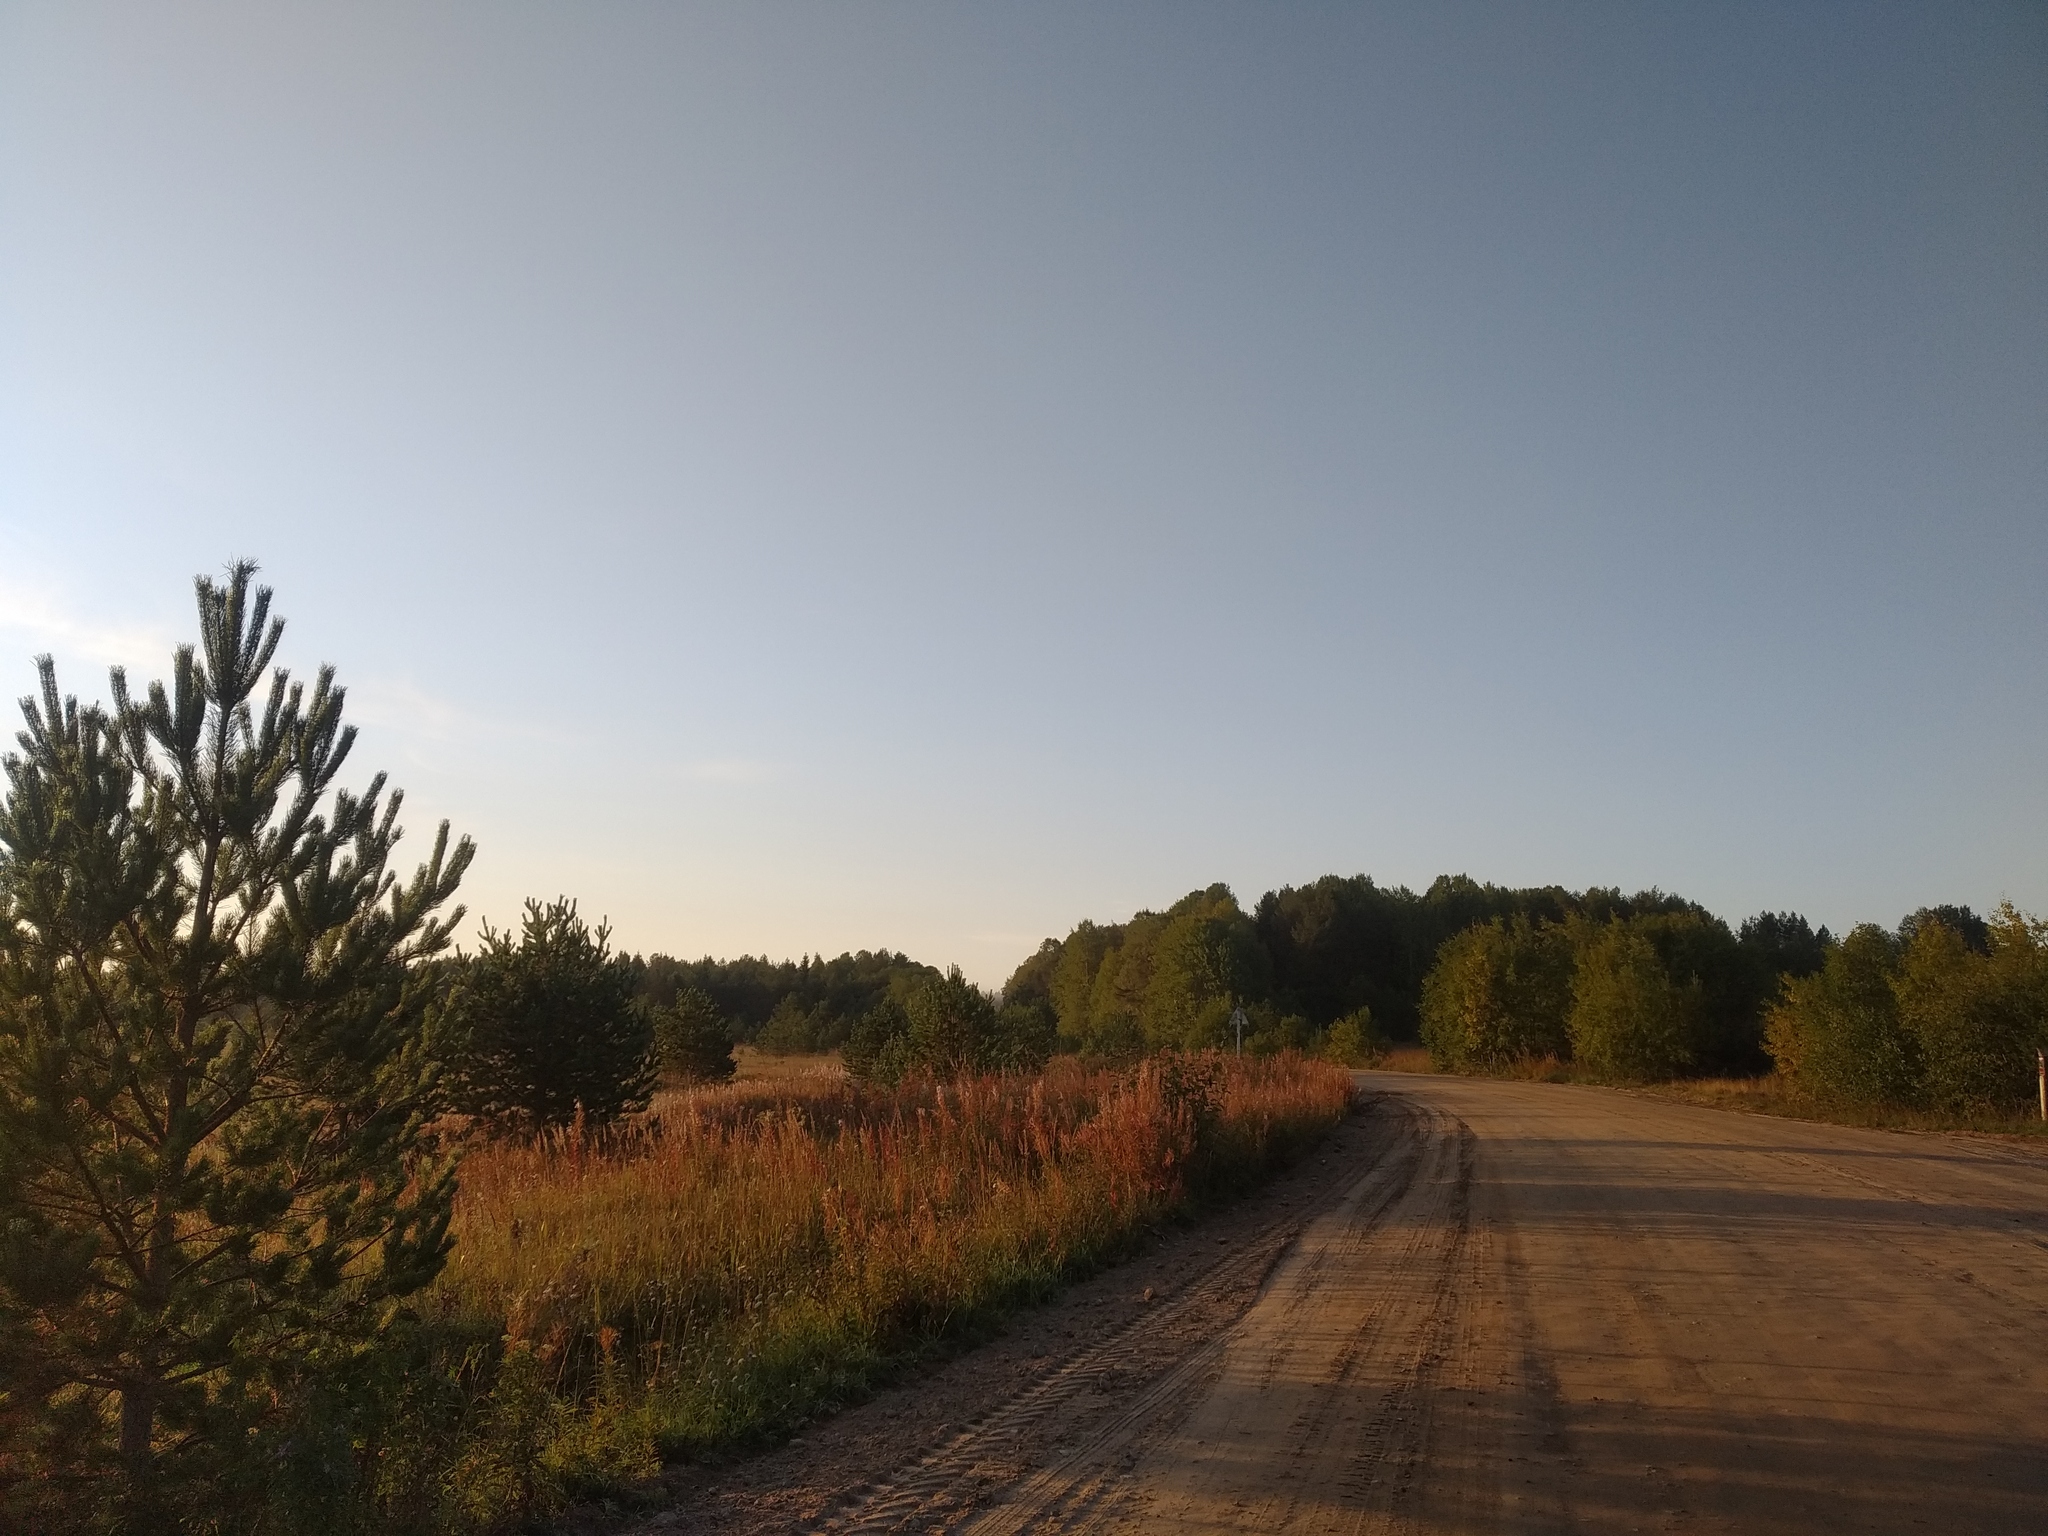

left=728, top=1044, right=846, bottom=1080
left=405, top=1052, right=1355, bottom=1530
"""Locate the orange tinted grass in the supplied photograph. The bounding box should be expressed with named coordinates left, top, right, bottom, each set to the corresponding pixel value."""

left=436, top=1053, right=1353, bottom=1452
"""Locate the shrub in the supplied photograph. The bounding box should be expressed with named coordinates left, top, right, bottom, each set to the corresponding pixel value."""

left=844, top=968, right=1052, bottom=1085
left=754, top=995, right=827, bottom=1055
left=1323, top=1006, right=1385, bottom=1066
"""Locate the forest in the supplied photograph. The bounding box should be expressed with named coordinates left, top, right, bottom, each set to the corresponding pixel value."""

left=1002, top=878, right=2046, bottom=1115
left=1001, top=876, right=1821, bottom=1070
left=3, top=568, right=2042, bottom=1536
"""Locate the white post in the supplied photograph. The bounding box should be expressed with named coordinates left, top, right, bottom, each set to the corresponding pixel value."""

left=2037, top=1049, right=2045, bottom=1124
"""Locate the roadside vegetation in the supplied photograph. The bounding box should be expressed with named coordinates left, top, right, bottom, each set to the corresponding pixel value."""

left=4, top=565, right=2039, bottom=1534
left=429, top=1053, right=1351, bottom=1525
left=0, top=567, right=1354, bottom=1533
left=1016, top=882, right=2047, bottom=1132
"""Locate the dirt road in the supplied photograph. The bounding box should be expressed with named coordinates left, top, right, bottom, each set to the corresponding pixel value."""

left=771, top=1075, right=2048, bottom=1535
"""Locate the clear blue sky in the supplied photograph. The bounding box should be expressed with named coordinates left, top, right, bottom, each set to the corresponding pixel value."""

left=2, top=3, right=2042, bottom=982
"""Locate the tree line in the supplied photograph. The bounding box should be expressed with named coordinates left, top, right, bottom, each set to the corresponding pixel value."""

left=1765, top=905, right=2047, bottom=1114
left=1002, top=878, right=2048, bottom=1109
left=439, top=924, right=1056, bottom=1116
left=3, top=566, right=2039, bottom=1529
left=1407, top=897, right=2047, bottom=1109
left=1416, top=903, right=1827, bottom=1077
left=1002, top=876, right=1827, bottom=1070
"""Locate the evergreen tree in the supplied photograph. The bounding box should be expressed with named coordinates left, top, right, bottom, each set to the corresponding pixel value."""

left=447, top=897, right=654, bottom=1131
left=0, top=565, right=472, bottom=1522
left=653, top=985, right=736, bottom=1084
left=841, top=969, right=1048, bottom=1085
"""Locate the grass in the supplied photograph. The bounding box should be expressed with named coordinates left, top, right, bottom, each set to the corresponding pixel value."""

left=1629, top=1072, right=2048, bottom=1140
left=410, top=1052, right=1354, bottom=1529
left=728, top=1044, right=845, bottom=1081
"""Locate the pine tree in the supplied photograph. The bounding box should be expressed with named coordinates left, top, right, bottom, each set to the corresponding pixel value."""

left=652, top=985, right=735, bottom=1084
left=0, top=564, right=472, bottom=1522
left=447, top=896, right=655, bottom=1130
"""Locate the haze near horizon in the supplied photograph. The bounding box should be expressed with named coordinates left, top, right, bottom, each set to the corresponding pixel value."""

left=2, top=2, right=2042, bottom=982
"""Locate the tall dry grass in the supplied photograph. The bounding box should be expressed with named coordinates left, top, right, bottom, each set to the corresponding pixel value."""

left=434, top=1053, right=1352, bottom=1471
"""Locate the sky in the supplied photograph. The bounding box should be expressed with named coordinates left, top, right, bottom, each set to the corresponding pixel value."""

left=1, top=2, right=2043, bottom=984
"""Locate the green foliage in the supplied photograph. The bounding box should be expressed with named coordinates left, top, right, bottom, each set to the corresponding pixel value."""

left=1738, top=910, right=1832, bottom=980
left=1000, top=936, right=1062, bottom=1014
left=1037, top=888, right=1268, bottom=1057
left=1894, top=905, right=2045, bottom=1114
left=1620, top=908, right=1752, bottom=1072
left=840, top=999, right=910, bottom=1085
left=651, top=985, right=735, bottom=1084
left=1141, top=888, right=1271, bottom=1051
left=1766, top=909, right=2048, bottom=1113
left=0, top=564, right=472, bottom=1525
left=1899, top=904, right=1990, bottom=955
left=842, top=969, right=1053, bottom=1085
left=1567, top=925, right=1696, bottom=1081
left=1766, top=924, right=1922, bottom=1106
left=754, top=994, right=832, bottom=1055
left=634, top=948, right=935, bottom=1047
left=1048, top=920, right=1120, bottom=1053
left=1418, top=917, right=1573, bottom=1070
left=1322, top=1006, right=1385, bottom=1067
left=1257, top=873, right=1579, bottom=1037
left=1019, top=878, right=1924, bottom=1090
left=449, top=897, right=654, bottom=1131
left=990, top=999, right=1059, bottom=1072
left=1239, top=1000, right=1313, bottom=1056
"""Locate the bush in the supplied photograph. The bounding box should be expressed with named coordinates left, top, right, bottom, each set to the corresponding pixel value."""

left=449, top=897, right=655, bottom=1131
left=1322, top=1006, right=1385, bottom=1066
left=754, top=995, right=833, bottom=1055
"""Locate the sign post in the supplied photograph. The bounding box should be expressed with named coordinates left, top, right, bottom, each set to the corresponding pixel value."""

left=2037, top=1050, right=2045, bottom=1124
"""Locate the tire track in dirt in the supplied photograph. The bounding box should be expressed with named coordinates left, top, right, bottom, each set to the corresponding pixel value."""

left=639, top=1075, right=2048, bottom=1536
left=796, top=1096, right=1431, bottom=1535
left=1068, top=1103, right=1481, bottom=1534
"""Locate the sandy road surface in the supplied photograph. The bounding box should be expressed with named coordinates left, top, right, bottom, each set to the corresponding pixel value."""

left=790, top=1076, right=2048, bottom=1535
